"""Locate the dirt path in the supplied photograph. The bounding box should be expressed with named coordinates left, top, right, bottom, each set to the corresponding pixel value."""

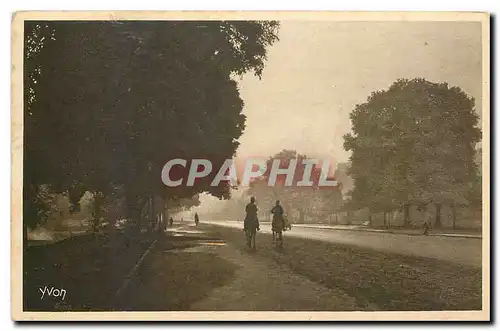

left=190, top=244, right=360, bottom=311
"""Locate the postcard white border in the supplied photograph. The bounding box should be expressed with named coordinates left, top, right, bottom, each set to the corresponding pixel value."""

left=11, top=11, right=490, bottom=322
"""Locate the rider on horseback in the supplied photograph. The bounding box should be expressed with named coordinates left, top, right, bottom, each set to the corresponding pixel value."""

left=244, top=197, right=260, bottom=231
left=271, top=200, right=285, bottom=247
left=244, top=197, right=260, bottom=249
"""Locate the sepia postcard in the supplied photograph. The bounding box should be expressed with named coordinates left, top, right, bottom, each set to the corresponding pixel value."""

left=11, top=11, right=490, bottom=321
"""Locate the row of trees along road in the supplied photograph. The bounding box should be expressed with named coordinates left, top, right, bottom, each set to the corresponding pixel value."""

left=23, top=21, right=280, bottom=243
left=247, top=149, right=344, bottom=223
left=343, top=78, right=482, bottom=228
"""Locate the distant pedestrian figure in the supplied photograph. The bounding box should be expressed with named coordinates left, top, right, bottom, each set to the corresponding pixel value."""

left=169, top=217, right=174, bottom=227
left=244, top=197, right=260, bottom=249
left=423, top=212, right=432, bottom=235
left=194, top=212, right=200, bottom=226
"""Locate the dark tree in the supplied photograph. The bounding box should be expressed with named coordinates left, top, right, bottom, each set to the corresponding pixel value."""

left=23, top=21, right=280, bottom=236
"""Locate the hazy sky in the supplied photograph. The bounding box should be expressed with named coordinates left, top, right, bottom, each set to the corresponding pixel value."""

left=236, top=21, right=482, bottom=164
left=191, top=20, right=483, bottom=214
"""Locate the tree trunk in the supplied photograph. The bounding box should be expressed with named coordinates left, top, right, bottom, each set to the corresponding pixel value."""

left=164, top=203, right=169, bottom=231
left=452, top=204, right=457, bottom=230
left=282, top=202, right=291, bottom=222
left=133, top=206, right=142, bottom=232
left=92, top=191, right=102, bottom=233
left=403, top=204, right=410, bottom=227
left=298, top=209, right=305, bottom=223
left=150, top=196, right=155, bottom=231
left=335, top=212, right=338, bottom=224
left=157, top=210, right=163, bottom=233
left=435, top=203, right=442, bottom=229
left=369, top=212, right=373, bottom=227
left=140, top=199, right=148, bottom=230
left=383, top=212, right=387, bottom=227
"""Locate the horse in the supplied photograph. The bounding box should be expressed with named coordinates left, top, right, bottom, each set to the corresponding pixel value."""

left=244, top=217, right=259, bottom=250
left=272, top=218, right=285, bottom=248
left=272, top=215, right=292, bottom=248
left=245, top=226, right=257, bottom=250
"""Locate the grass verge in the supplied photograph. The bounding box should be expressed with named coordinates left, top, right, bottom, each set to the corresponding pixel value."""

left=24, top=231, right=157, bottom=311
left=206, top=225, right=482, bottom=311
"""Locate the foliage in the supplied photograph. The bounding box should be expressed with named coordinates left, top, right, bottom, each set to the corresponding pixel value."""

left=247, top=149, right=343, bottom=221
left=23, top=184, right=58, bottom=229
left=23, top=21, right=280, bottom=228
left=344, top=78, right=481, bottom=224
left=167, top=195, right=202, bottom=214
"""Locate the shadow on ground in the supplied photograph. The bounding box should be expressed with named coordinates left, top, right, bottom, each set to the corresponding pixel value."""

left=23, top=227, right=236, bottom=312
left=115, top=238, right=238, bottom=311
left=24, top=231, right=158, bottom=311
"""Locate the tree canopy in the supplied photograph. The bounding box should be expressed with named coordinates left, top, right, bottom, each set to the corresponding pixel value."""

left=247, top=149, right=343, bottom=222
left=24, top=21, right=280, bottom=229
left=344, top=78, right=481, bottom=226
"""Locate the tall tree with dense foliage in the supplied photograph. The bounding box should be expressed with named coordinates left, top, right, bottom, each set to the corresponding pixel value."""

left=344, top=78, right=481, bottom=227
left=23, top=21, right=280, bottom=235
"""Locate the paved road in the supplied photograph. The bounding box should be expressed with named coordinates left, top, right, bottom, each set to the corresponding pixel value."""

left=204, top=220, right=482, bottom=267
